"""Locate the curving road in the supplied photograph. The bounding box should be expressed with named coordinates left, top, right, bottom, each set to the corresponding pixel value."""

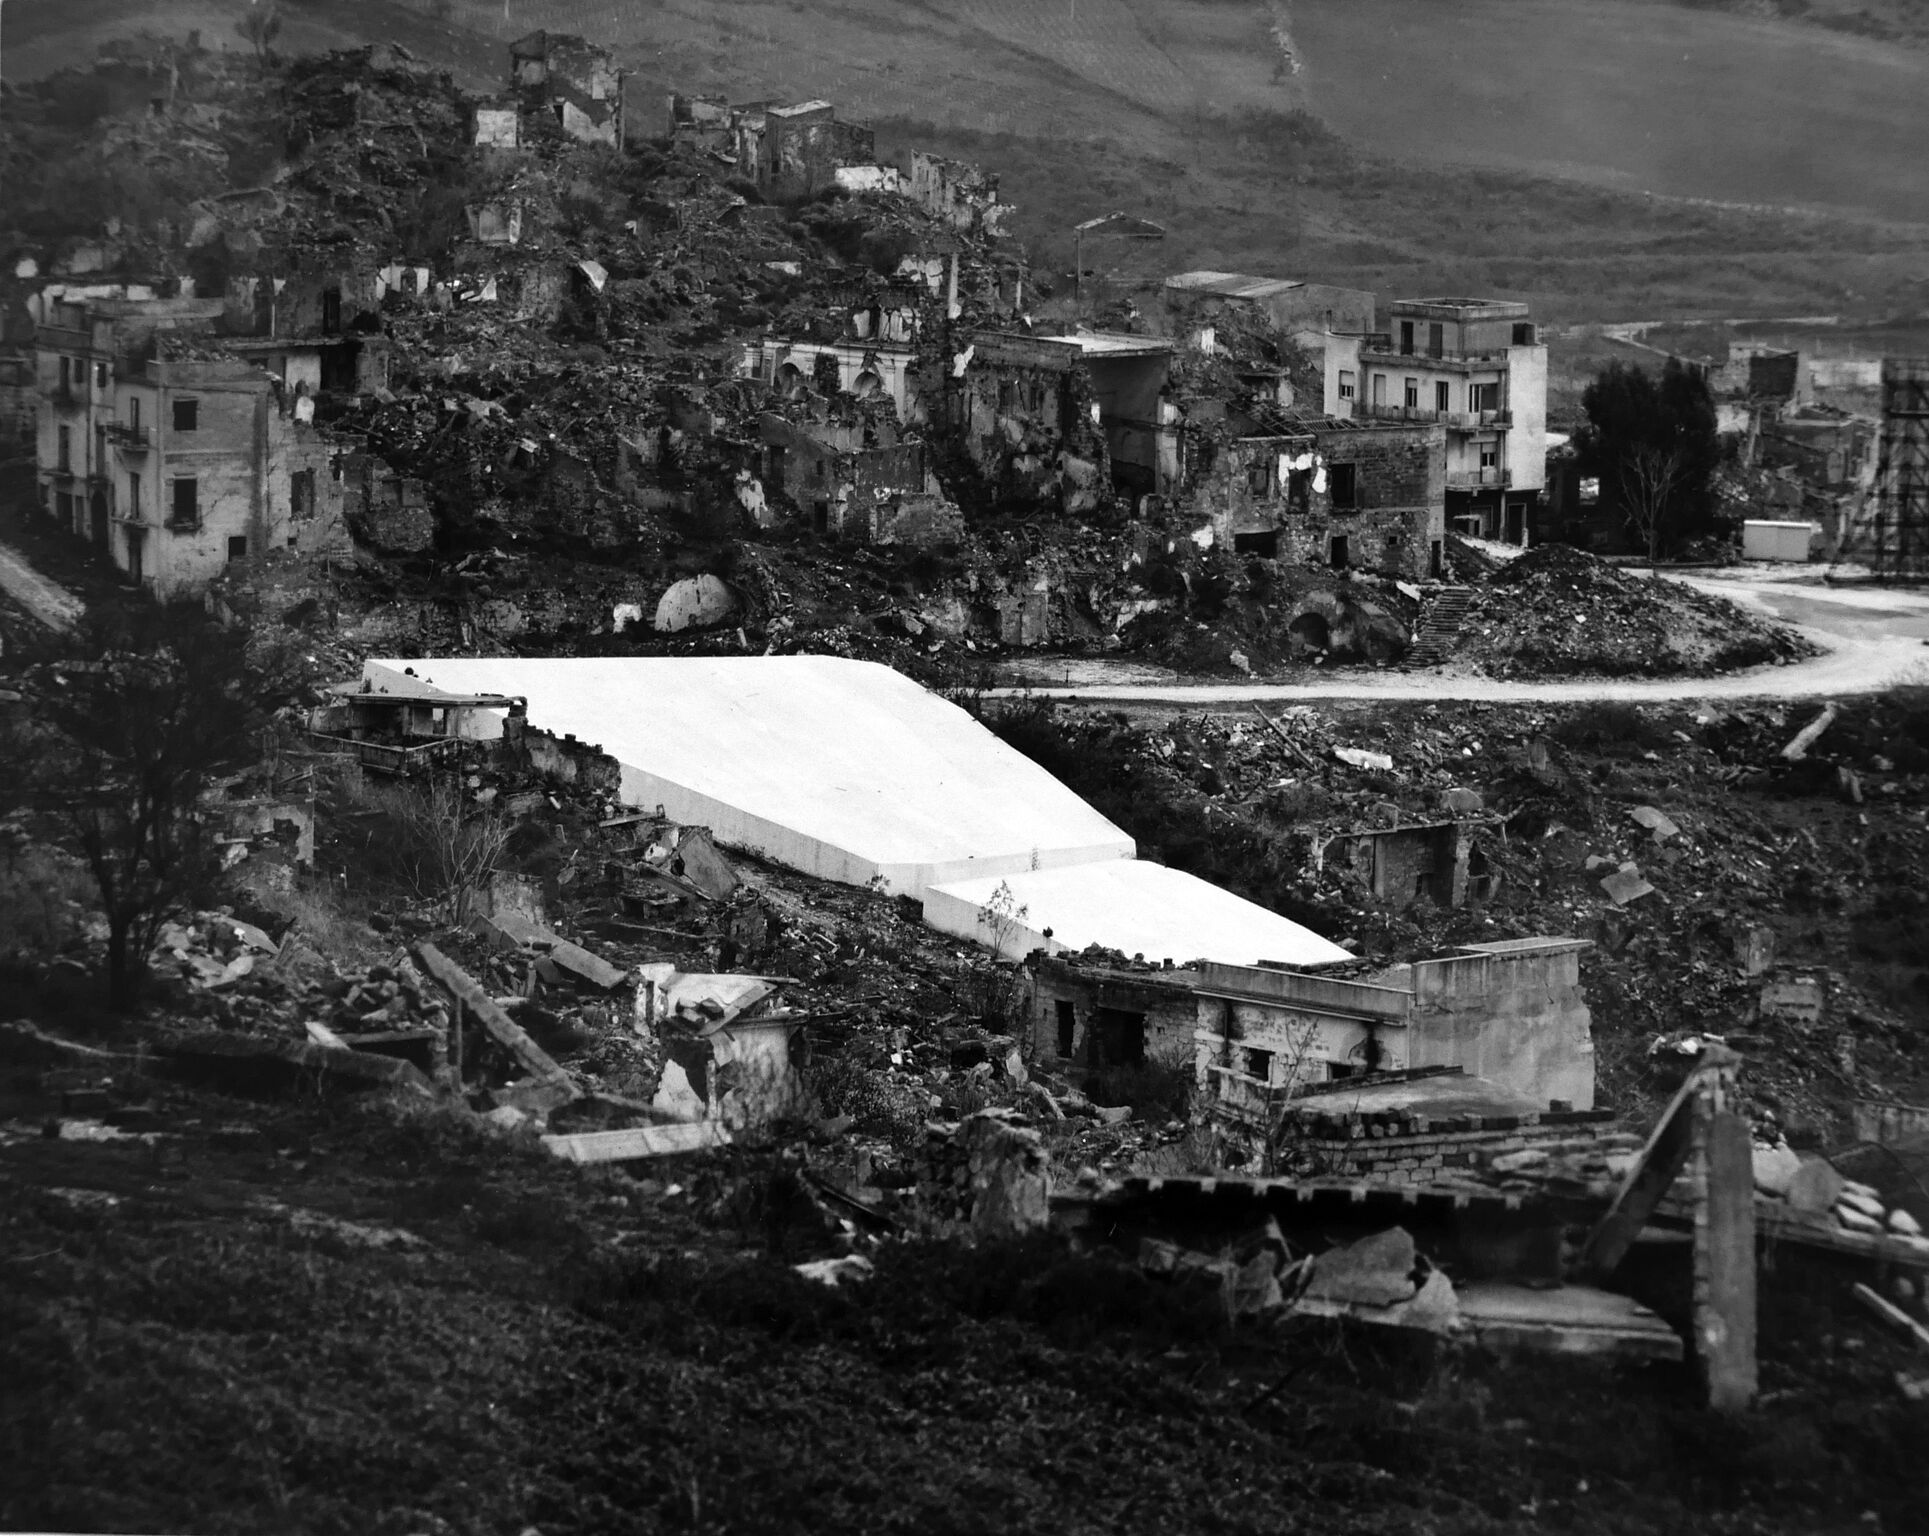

left=994, top=571, right=1929, bottom=706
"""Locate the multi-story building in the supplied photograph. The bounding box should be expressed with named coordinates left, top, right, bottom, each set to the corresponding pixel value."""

left=34, top=297, right=359, bottom=594
left=1323, top=298, right=1546, bottom=545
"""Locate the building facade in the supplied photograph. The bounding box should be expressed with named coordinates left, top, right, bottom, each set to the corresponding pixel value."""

left=1324, top=298, right=1546, bottom=544
left=1029, top=935, right=1595, bottom=1115
left=34, top=298, right=361, bottom=594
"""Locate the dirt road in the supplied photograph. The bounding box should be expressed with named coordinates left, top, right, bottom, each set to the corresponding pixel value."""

left=0, top=540, right=82, bottom=630
left=996, top=571, right=1929, bottom=706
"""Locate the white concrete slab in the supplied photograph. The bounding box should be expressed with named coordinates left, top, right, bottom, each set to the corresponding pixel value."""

left=924, top=861, right=1353, bottom=968
left=365, top=656, right=1135, bottom=892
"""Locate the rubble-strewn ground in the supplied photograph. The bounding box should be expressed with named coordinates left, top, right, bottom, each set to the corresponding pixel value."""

left=4, top=1078, right=1927, bottom=1536
left=981, top=689, right=1929, bottom=1129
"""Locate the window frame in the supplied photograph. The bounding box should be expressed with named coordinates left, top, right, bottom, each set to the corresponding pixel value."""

left=168, top=475, right=199, bottom=529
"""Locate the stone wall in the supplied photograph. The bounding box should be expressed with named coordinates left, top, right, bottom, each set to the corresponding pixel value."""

left=1284, top=1102, right=1614, bottom=1183
left=1029, top=958, right=1201, bottom=1069
left=1180, top=420, right=1444, bottom=579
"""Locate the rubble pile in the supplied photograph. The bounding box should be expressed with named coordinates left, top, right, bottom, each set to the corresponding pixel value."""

left=989, top=690, right=1929, bottom=1132
left=1752, top=1141, right=1929, bottom=1255
left=1455, top=544, right=1818, bottom=678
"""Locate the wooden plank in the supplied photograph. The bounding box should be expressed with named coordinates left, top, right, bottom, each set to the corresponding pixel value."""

left=1852, top=1283, right=1929, bottom=1353
left=415, top=942, right=576, bottom=1099
left=541, top=1121, right=731, bottom=1163
left=1698, top=1110, right=1758, bottom=1412
left=1582, top=1059, right=1710, bottom=1278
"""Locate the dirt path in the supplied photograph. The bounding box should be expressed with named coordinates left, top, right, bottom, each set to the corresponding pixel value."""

left=996, top=572, right=1929, bottom=706
left=0, top=539, right=83, bottom=631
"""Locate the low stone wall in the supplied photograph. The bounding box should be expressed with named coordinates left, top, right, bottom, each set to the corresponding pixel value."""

left=1286, top=1104, right=1616, bottom=1183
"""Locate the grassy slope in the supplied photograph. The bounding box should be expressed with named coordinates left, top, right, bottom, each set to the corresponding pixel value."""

left=4, top=0, right=1926, bottom=322
left=3, top=1086, right=1926, bottom=1535
left=1292, top=0, right=1929, bottom=220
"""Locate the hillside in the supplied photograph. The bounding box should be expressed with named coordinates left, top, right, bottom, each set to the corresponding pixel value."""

left=3, top=0, right=1926, bottom=322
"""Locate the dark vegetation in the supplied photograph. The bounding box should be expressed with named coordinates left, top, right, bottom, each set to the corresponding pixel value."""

left=1, top=605, right=302, bottom=1010
left=1579, top=359, right=1723, bottom=561
left=3, top=1086, right=1925, bottom=1536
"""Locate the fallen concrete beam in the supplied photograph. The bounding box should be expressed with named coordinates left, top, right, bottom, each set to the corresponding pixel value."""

left=473, top=909, right=628, bottom=990
left=415, top=941, right=578, bottom=1099
left=541, top=1121, right=731, bottom=1163
left=1781, top=703, right=1837, bottom=761
left=1852, top=1283, right=1929, bottom=1353
left=1456, top=1282, right=1683, bottom=1361
left=1583, top=1051, right=1733, bottom=1277
left=154, top=1033, right=431, bottom=1098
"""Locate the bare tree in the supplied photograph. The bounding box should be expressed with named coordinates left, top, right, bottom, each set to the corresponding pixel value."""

left=360, top=776, right=510, bottom=924
left=1620, top=442, right=1690, bottom=569
left=11, top=606, right=294, bottom=1010
left=236, top=3, right=283, bottom=67
left=958, top=879, right=1032, bottom=1033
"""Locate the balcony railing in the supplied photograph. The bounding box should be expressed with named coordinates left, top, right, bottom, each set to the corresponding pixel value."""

left=1358, top=335, right=1520, bottom=366
left=1355, top=403, right=1512, bottom=431
left=305, top=731, right=464, bottom=777
left=1447, top=468, right=1512, bottom=491
left=105, top=422, right=151, bottom=449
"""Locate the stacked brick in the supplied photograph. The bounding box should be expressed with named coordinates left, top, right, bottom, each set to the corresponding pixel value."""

left=1283, top=1103, right=1617, bottom=1184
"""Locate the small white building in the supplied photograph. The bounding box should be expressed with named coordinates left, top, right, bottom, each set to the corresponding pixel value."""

left=1741, top=519, right=1816, bottom=563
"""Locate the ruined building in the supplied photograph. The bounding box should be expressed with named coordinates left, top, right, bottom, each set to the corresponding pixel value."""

left=951, top=330, right=1174, bottom=506
left=1173, top=404, right=1448, bottom=580
left=666, top=93, right=881, bottom=202
left=33, top=295, right=378, bottom=593
left=1029, top=935, right=1596, bottom=1115
left=510, top=30, right=628, bottom=148
left=1324, top=298, right=1546, bottom=545
left=1163, top=271, right=1375, bottom=356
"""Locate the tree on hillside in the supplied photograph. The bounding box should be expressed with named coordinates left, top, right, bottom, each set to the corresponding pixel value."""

left=1579, top=358, right=1720, bottom=561
left=11, top=606, right=297, bottom=1010
left=236, top=3, right=283, bottom=67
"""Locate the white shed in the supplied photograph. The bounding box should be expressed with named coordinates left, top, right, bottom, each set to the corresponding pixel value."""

left=1741, top=520, right=1815, bottom=563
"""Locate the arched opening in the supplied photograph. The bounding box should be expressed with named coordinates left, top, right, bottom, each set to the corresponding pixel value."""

left=852, top=369, right=882, bottom=401
left=1288, top=611, right=1331, bottom=651
left=777, top=363, right=806, bottom=400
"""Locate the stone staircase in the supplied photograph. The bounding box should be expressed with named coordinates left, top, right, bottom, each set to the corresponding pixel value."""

left=1403, top=585, right=1474, bottom=668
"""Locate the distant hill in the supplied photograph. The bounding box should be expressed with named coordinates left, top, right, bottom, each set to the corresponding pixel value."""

left=4, top=0, right=1927, bottom=323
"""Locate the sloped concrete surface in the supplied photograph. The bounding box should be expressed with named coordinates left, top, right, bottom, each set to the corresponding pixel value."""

left=367, top=656, right=1135, bottom=891
left=924, top=860, right=1352, bottom=967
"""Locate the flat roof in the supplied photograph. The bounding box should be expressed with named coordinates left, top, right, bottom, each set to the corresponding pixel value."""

left=1164, top=271, right=1305, bottom=300
left=1452, top=937, right=1590, bottom=957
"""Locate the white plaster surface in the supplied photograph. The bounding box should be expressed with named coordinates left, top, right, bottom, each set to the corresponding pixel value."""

left=924, top=860, right=1353, bottom=968
left=364, top=656, right=1136, bottom=892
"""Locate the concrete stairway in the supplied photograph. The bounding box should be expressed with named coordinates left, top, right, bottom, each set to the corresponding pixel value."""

left=1403, top=585, right=1475, bottom=668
